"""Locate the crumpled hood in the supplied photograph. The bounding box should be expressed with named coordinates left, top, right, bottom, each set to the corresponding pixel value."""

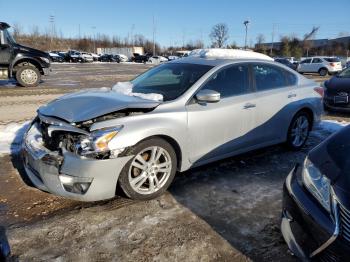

left=38, top=89, right=160, bottom=123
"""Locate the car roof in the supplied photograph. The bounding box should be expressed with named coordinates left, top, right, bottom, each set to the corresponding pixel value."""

left=170, top=57, right=278, bottom=67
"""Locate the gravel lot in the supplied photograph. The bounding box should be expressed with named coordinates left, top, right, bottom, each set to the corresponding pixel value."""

left=0, top=62, right=349, bottom=261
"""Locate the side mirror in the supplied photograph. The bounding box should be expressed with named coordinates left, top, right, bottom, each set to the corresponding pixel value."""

left=195, top=89, right=220, bottom=103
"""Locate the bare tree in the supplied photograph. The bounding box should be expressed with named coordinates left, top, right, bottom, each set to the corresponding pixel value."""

left=210, top=23, right=229, bottom=48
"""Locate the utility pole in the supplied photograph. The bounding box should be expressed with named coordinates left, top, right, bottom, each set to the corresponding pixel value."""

left=49, top=15, right=55, bottom=50
left=152, top=15, right=156, bottom=56
left=130, top=24, right=135, bottom=46
left=92, top=26, right=96, bottom=53
left=78, top=24, right=81, bottom=40
left=270, top=23, right=276, bottom=56
left=243, top=20, right=250, bottom=50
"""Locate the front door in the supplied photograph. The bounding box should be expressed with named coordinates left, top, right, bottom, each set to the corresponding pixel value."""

left=186, top=63, right=256, bottom=165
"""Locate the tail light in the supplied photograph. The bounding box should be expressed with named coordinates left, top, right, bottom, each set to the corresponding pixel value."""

left=314, top=87, right=324, bottom=97
left=330, top=63, right=335, bottom=67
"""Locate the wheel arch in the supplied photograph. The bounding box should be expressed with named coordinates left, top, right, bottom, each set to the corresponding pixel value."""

left=130, top=134, right=183, bottom=171
left=318, top=67, right=328, bottom=73
left=11, top=58, right=43, bottom=76
left=288, top=107, right=314, bottom=137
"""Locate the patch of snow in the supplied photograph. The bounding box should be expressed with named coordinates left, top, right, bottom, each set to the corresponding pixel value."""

left=189, top=48, right=274, bottom=61
left=0, top=122, right=29, bottom=155
left=112, top=82, right=163, bottom=102
left=317, top=120, right=349, bottom=133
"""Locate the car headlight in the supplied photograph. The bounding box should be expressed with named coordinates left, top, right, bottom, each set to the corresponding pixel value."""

left=302, top=157, right=331, bottom=212
left=40, top=57, right=50, bottom=64
left=78, top=126, right=122, bottom=156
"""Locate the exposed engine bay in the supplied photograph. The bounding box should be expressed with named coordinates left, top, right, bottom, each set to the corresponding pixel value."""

left=36, top=108, right=152, bottom=160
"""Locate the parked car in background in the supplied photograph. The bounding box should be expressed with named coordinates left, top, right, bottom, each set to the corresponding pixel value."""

left=148, top=56, right=168, bottom=64
left=274, top=58, right=297, bottom=70
left=98, top=54, right=117, bottom=62
left=22, top=49, right=322, bottom=202
left=133, top=53, right=151, bottom=63
left=115, top=54, right=128, bottom=62
left=323, top=66, right=350, bottom=112
left=282, top=124, right=350, bottom=261
left=297, top=57, right=343, bottom=76
left=168, top=55, right=180, bottom=61
left=79, top=52, right=93, bottom=63
left=285, top=57, right=299, bottom=65
left=49, top=52, right=64, bottom=63
left=89, top=53, right=100, bottom=62
left=66, top=50, right=81, bottom=63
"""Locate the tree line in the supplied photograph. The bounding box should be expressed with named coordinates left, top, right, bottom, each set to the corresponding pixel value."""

left=10, top=22, right=350, bottom=57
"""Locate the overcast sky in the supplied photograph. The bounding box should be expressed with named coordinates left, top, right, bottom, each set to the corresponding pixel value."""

left=1, top=0, right=350, bottom=47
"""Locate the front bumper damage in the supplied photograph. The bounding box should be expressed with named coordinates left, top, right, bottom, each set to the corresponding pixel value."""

left=22, top=120, right=133, bottom=202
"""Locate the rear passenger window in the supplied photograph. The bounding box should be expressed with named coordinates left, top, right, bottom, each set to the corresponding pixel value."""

left=202, top=64, right=250, bottom=98
left=285, top=71, right=297, bottom=86
left=253, top=64, right=290, bottom=91
left=312, top=58, right=322, bottom=63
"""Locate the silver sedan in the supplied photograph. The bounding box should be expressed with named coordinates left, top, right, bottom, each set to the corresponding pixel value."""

left=22, top=54, right=323, bottom=201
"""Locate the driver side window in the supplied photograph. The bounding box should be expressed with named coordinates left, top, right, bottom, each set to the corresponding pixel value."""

left=201, top=64, right=250, bottom=98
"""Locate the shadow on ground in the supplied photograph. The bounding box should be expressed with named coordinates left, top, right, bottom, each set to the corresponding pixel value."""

left=169, top=131, right=327, bottom=261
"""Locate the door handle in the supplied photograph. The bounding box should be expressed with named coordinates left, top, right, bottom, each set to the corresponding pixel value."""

left=288, top=94, right=297, bottom=98
left=243, top=103, right=256, bottom=109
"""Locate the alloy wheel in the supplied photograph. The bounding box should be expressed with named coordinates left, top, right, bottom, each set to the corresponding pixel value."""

left=128, top=146, right=172, bottom=195
left=290, top=115, right=309, bottom=147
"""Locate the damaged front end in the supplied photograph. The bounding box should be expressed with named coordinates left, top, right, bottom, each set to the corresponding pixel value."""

left=22, top=112, right=137, bottom=201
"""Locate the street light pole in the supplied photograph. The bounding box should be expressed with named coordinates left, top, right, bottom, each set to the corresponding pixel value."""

left=92, top=26, right=96, bottom=53
left=243, top=20, right=250, bottom=50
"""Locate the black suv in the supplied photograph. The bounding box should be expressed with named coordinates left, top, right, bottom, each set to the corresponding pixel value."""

left=0, top=22, right=51, bottom=87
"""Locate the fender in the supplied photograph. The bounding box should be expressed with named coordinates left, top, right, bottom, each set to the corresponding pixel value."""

left=9, top=55, right=46, bottom=76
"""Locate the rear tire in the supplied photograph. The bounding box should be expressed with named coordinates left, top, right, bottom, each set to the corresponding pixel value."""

left=118, top=138, right=177, bottom=200
left=286, top=111, right=312, bottom=150
left=319, top=68, right=328, bottom=76
left=15, top=65, right=41, bottom=87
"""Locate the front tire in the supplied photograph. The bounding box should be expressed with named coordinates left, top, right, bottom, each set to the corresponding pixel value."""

left=286, top=111, right=311, bottom=150
left=118, top=138, right=177, bottom=200
left=15, top=65, right=41, bottom=87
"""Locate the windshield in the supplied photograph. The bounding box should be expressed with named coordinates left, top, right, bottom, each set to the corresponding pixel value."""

left=4, top=29, right=16, bottom=44
left=131, top=63, right=213, bottom=101
left=338, top=67, right=350, bottom=78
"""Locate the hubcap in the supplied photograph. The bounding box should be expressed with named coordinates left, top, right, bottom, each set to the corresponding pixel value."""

left=20, top=69, right=38, bottom=85
left=291, top=115, right=309, bottom=147
left=128, top=146, right=172, bottom=195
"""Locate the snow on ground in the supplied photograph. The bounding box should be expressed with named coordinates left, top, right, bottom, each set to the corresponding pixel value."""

left=0, top=119, right=348, bottom=156
left=317, top=119, right=349, bottom=133
left=0, top=122, right=29, bottom=155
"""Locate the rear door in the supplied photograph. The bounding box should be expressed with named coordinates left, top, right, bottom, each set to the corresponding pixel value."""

left=298, top=58, right=312, bottom=73
left=187, top=63, right=256, bottom=164
left=310, top=58, right=323, bottom=72
left=249, top=63, right=299, bottom=145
